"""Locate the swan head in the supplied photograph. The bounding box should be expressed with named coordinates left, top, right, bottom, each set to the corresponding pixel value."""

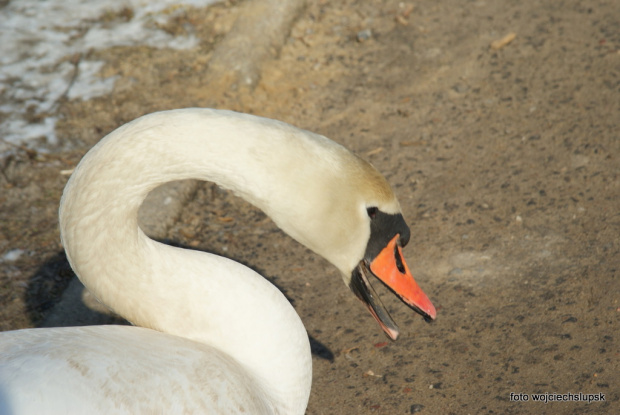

left=345, top=167, right=436, bottom=341
left=275, top=147, right=436, bottom=341
left=348, top=204, right=436, bottom=341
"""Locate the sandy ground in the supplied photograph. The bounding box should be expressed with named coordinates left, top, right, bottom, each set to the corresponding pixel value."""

left=1, top=0, right=618, bottom=414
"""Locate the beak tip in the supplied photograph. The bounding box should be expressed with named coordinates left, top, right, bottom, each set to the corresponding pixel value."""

left=386, top=327, right=400, bottom=341
left=424, top=309, right=436, bottom=322
left=427, top=304, right=437, bottom=321
left=406, top=296, right=436, bottom=322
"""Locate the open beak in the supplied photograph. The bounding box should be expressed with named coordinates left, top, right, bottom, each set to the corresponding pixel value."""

left=350, top=235, right=436, bottom=340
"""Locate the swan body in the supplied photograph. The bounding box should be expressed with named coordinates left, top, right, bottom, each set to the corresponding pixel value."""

left=0, top=109, right=435, bottom=414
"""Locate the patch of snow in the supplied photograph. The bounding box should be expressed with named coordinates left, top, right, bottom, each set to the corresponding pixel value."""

left=67, top=61, right=120, bottom=102
left=0, top=0, right=219, bottom=156
left=2, top=249, right=25, bottom=262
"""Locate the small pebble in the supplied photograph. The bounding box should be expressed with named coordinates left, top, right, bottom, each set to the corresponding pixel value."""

left=410, top=404, right=425, bottom=413
left=2, top=249, right=24, bottom=262
left=356, top=29, right=372, bottom=42
left=452, top=84, right=469, bottom=93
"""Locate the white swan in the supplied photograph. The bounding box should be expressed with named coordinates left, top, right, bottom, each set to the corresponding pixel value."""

left=0, top=109, right=435, bottom=414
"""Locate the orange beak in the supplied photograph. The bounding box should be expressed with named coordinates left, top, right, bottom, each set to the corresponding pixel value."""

left=350, top=234, right=436, bottom=340
left=369, top=235, right=436, bottom=320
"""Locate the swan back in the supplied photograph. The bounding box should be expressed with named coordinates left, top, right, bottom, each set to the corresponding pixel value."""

left=1, top=326, right=277, bottom=414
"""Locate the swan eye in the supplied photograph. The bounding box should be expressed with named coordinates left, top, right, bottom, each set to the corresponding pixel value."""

left=366, top=207, right=378, bottom=219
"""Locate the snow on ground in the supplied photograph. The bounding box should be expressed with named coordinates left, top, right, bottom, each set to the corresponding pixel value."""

left=0, top=0, right=218, bottom=156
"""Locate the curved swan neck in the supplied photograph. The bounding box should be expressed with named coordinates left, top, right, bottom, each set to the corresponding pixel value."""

left=59, top=109, right=325, bottom=414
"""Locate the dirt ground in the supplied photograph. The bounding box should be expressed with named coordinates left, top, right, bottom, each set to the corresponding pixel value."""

left=1, top=0, right=618, bottom=414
